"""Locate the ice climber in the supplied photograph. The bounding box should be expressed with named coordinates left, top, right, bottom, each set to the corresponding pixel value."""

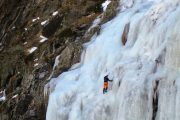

left=103, top=75, right=113, bottom=94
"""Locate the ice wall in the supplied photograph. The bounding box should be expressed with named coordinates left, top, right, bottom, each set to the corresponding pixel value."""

left=46, top=0, right=180, bottom=120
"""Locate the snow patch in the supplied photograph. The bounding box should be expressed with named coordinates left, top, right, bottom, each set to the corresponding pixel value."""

left=0, top=96, right=5, bottom=101
left=34, top=63, right=39, bottom=67
left=53, top=55, right=60, bottom=70
left=102, top=0, right=111, bottom=11
left=34, top=58, right=38, bottom=61
left=32, top=17, right=40, bottom=22
left=40, top=35, right=48, bottom=43
left=12, top=26, right=16, bottom=29
left=52, top=11, right=58, bottom=16
left=41, top=20, right=49, bottom=26
left=28, top=47, right=37, bottom=54
left=24, top=42, right=28, bottom=45
left=0, top=90, right=6, bottom=102
left=12, top=94, right=18, bottom=99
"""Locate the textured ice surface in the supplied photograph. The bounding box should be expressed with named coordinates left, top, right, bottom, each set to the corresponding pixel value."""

left=46, top=0, right=180, bottom=120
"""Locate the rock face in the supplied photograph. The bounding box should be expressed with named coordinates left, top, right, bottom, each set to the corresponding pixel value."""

left=0, top=0, right=119, bottom=119
left=122, top=23, right=130, bottom=45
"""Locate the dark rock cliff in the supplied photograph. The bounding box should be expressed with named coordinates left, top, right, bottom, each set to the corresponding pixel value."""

left=0, top=0, right=119, bottom=119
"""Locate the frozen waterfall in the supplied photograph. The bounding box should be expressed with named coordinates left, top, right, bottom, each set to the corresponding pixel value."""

left=46, top=0, right=180, bottom=120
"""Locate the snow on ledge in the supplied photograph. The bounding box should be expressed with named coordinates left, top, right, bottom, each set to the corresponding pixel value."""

left=24, top=42, right=28, bottom=45
left=32, top=17, right=40, bottom=22
left=12, top=94, right=18, bottom=99
left=34, top=58, right=38, bottom=61
left=40, top=35, right=48, bottom=43
left=12, top=26, right=16, bottom=30
left=53, top=55, right=60, bottom=70
left=41, top=20, right=49, bottom=26
left=28, top=47, right=37, bottom=54
left=34, top=63, right=39, bottom=67
left=0, top=96, right=5, bottom=101
left=0, top=90, right=6, bottom=102
left=52, top=11, right=59, bottom=16
left=102, top=0, right=111, bottom=11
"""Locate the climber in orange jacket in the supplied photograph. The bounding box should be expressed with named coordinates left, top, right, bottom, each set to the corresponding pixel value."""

left=103, top=75, right=113, bottom=94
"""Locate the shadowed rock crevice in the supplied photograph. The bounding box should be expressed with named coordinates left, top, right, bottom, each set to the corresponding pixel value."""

left=152, top=80, right=159, bottom=120
left=42, top=15, right=63, bottom=38
left=122, top=23, right=130, bottom=45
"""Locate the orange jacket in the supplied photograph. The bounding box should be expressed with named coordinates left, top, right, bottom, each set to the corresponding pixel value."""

left=104, top=81, right=108, bottom=89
